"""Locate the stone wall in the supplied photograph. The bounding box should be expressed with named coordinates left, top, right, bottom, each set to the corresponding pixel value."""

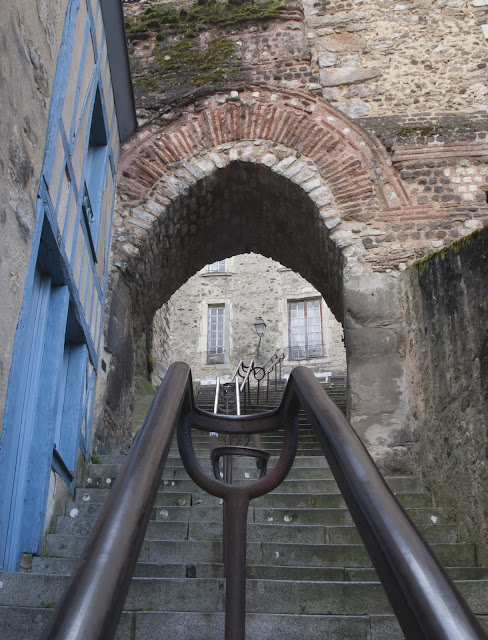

left=124, top=0, right=488, bottom=127
left=405, top=227, right=488, bottom=559
left=158, top=253, right=346, bottom=382
left=150, top=302, right=171, bottom=383
left=0, top=1, right=65, bottom=430
left=304, top=0, right=488, bottom=118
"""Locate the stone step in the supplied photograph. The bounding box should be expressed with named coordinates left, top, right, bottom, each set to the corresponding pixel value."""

left=53, top=515, right=458, bottom=546
left=0, top=607, right=131, bottom=640
left=64, top=502, right=444, bottom=528
left=83, top=463, right=338, bottom=487
left=158, top=466, right=337, bottom=481
left=73, top=488, right=433, bottom=510
left=167, top=445, right=325, bottom=454
left=29, top=558, right=349, bottom=580
left=0, top=573, right=486, bottom=616
left=78, top=476, right=423, bottom=495
left=252, top=506, right=444, bottom=527
left=95, top=454, right=332, bottom=469
left=5, top=607, right=487, bottom=640
left=170, top=431, right=320, bottom=441
left=44, top=533, right=476, bottom=568
left=32, top=553, right=488, bottom=585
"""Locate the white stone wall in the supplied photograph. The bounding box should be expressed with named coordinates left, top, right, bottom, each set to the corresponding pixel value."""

left=156, top=253, right=346, bottom=382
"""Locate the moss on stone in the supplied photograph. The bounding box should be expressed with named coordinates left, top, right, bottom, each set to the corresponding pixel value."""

left=128, top=0, right=289, bottom=91
left=125, top=0, right=288, bottom=42
left=449, top=228, right=483, bottom=253
left=393, top=124, right=445, bottom=138
left=412, top=249, right=448, bottom=276
left=411, top=228, right=484, bottom=276
left=133, top=72, right=159, bottom=89
left=156, top=37, right=236, bottom=85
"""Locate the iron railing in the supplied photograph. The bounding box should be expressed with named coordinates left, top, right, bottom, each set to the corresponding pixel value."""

left=231, top=352, right=285, bottom=408
left=41, top=362, right=487, bottom=640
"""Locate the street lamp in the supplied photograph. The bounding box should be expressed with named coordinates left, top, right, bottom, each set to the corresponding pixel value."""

left=253, top=316, right=266, bottom=359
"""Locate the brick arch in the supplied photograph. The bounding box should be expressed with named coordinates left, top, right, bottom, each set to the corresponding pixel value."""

left=104, top=95, right=414, bottom=461
left=118, top=86, right=410, bottom=216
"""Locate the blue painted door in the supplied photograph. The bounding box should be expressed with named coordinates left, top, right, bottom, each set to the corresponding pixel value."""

left=0, top=269, right=57, bottom=568
left=0, top=263, right=89, bottom=568
left=53, top=341, right=88, bottom=477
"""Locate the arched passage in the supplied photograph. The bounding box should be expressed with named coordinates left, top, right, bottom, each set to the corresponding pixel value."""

left=101, top=92, right=414, bottom=473
left=116, top=143, right=345, bottom=332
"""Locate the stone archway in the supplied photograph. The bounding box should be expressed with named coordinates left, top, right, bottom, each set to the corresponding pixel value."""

left=100, top=90, right=414, bottom=473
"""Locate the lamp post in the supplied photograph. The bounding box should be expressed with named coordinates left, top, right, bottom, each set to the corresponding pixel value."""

left=253, top=317, right=266, bottom=359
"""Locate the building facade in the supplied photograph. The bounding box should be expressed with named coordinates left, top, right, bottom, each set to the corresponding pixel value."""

left=157, top=254, right=346, bottom=383
left=0, top=0, right=135, bottom=571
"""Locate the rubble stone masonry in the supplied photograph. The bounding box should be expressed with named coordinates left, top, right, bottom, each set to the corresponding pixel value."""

left=158, top=253, right=346, bottom=382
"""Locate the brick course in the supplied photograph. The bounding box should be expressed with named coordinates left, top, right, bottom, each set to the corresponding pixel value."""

left=116, top=88, right=488, bottom=287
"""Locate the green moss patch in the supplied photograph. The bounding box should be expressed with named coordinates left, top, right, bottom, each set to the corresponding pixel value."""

left=155, top=37, right=236, bottom=85
left=393, top=124, right=445, bottom=138
left=411, top=228, right=484, bottom=276
left=126, top=0, right=288, bottom=42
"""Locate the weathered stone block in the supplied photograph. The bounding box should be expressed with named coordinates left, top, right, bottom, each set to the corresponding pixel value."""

left=320, top=67, right=382, bottom=87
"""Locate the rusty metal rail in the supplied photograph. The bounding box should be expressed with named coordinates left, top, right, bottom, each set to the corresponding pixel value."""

left=41, top=362, right=486, bottom=640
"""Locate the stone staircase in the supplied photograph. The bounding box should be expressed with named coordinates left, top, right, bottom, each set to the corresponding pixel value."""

left=0, top=382, right=487, bottom=639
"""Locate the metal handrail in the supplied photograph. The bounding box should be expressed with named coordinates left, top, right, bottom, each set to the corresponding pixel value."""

left=229, top=358, right=254, bottom=410
left=42, top=362, right=486, bottom=640
left=230, top=359, right=243, bottom=384
left=230, top=353, right=285, bottom=409
left=252, top=352, right=285, bottom=405
left=288, top=367, right=486, bottom=640
left=213, top=376, right=221, bottom=414
left=188, top=366, right=487, bottom=640
left=40, top=363, right=193, bottom=640
left=238, top=357, right=254, bottom=393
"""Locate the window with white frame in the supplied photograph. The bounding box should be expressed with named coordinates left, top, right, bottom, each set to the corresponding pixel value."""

left=207, top=260, right=226, bottom=273
left=207, top=304, right=225, bottom=363
left=288, top=298, right=324, bottom=359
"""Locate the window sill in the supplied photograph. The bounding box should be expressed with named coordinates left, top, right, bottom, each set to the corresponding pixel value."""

left=201, top=272, right=232, bottom=277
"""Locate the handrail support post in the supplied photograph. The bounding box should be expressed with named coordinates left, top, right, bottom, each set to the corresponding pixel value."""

left=223, top=493, right=249, bottom=640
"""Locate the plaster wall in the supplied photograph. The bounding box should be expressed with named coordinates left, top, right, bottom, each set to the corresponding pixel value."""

left=406, top=227, right=488, bottom=559
left=158, top=253, right=346, bottom=382
left=0, top=0, right=65, bottom=430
